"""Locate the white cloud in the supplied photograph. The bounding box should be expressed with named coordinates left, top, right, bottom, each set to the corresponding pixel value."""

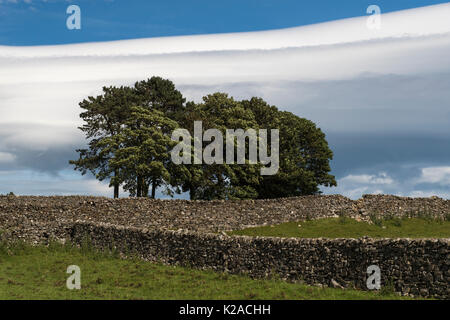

left=0, top=169, right=121, bottom=196
left=0, top=4, right=449, bottom=152
left=340, top=172, right=394, bottom=185
left=326, top=172, right=393, bottom=199
left=416, top=166, right=450, bottom=185
left=0, top=151, right=15, bottom=163
left=325, top=167, right=450, bottom=200
left=407, top=190, right=450, bottom=199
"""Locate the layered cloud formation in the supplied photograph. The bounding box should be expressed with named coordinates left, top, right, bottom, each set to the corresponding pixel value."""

left=0, top=3, right=449, bottom=198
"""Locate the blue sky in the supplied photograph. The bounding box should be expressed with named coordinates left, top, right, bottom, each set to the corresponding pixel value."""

left=0, top=0, right=448, bottom=45
left=0, top=1, right=449, bottom=199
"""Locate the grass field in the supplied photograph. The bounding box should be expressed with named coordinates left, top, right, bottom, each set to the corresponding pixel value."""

left=0, top=241, right=414, bottom=300
left=228, top=217, right=450, bottom=239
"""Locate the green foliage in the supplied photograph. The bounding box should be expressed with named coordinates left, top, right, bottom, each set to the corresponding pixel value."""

left=416, top=210, right=436, bottom=223
left=369, top=214, right=384, bottom=227
left=242, top=98, right=336, bottom=198
left=71, top=77, right=336, bottom=200
left=178, top=93, right=264, bottom=200
left=134, top=76, right=186, bottom=117
left=70, top=77, right=186, bottom=198
left=177, top=94, right=336, bottom=199
left=105, top=106, right=180, bottom=197
left=391, top=218, right=403, bottom=227
left=380, top=279, right=396, bottom=296
left=69, top=85, right=138, bottom=198
left=338, top=215, right=351, bottom=225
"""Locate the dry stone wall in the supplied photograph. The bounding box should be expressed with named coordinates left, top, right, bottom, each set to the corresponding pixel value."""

left=0, top=194, right=449, bottom=238
left=356, top=195, right=450, bottom=220
left=0, top=195, right=354, bottom=236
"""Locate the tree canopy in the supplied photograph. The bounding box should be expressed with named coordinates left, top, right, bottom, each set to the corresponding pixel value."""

left=70, top=77, right=336, bottom=199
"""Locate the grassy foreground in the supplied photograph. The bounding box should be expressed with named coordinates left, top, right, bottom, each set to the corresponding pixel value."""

left=228, top=217, right=450, bottom=239
left=0, top=241, right=413, bottom=300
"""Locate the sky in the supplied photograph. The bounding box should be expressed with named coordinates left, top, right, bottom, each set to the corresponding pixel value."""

left=1, top=0, right=449, bottom=46
left=0, top=0, right=449, bottom=199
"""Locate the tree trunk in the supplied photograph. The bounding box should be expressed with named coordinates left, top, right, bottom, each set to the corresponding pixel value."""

left=113, top=170, right=119, bottom=198
left=143, top=182, right=149, bottom=198
left=151, top=182, right=156, bottom=199
left=114, top=184, right=119, bottom=199
left=136, top=176, right=142, bottom=197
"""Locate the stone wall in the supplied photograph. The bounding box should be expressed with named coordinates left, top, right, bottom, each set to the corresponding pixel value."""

left=0, top=194, right=448, bottom=237
left=70, top=221, right=449, bottom=299
left=355, top=195, right=450, bottom=220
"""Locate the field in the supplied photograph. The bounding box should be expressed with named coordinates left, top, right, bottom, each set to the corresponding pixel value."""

left=228, top=217, right=450, bottom=239
left=0, top=241, right=414, bottom=300
left=1, top=214, right=447, bottom=300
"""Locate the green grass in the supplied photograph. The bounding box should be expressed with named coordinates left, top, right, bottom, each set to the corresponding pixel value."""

left=228, top=217, right=450, bottom=239
left=0, top=241, right=414, bottom=300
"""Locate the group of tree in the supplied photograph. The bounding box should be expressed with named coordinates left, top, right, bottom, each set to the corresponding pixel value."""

left=70, top=76, right=336, bottom=199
